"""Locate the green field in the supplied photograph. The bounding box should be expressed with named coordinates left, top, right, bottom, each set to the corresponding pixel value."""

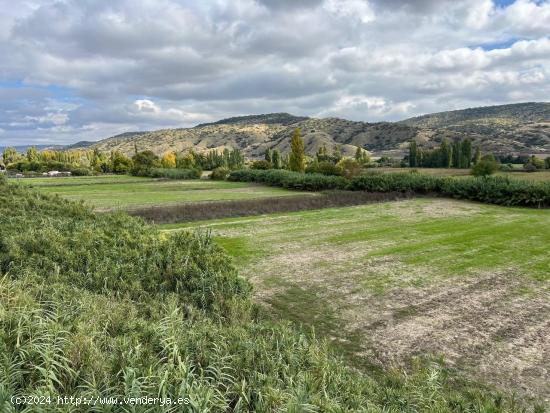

left=15, top=175, right=313, bottom=209
left=164, top=198, right=550, bottom=402
left=377, top=167, right=550, bottom=181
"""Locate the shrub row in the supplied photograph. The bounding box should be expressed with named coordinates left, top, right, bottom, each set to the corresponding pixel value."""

left=147, top=167, right=202, bottom=179
left=229, top=169, right=348, bottom=191
left=229, top=169, right=550, bottom=207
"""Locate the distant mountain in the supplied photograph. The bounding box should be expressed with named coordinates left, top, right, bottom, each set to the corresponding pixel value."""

left=196, top=113, right=308, bottom=127
left=0, top=144, right=64, bottom=153
left=67, top=102, right=550, bottom=158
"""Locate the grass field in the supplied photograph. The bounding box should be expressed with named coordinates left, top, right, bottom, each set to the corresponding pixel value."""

left=14, top=175, right=313, bottom=209
left=377, top=167, right=550, bottom=182
left=163, top=199, right=550, bottom=403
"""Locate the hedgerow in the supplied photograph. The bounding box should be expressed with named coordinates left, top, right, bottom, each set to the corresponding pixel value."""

left=147, top=167, right=202, bottom=179
left=229, top=169, right=348, bottom=191
left=229, top=169, right=550, bottom=207
left=0, top=179, right=534, bottom=412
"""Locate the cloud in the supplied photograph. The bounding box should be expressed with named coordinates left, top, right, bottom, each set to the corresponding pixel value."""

left=0, top=0, right=548, bottom=145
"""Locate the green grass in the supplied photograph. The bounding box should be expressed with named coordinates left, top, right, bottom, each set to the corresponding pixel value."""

left=377, top=167, right=550, bottom=182
left=163, top=199, right=550, bottom=401
left=163, top=199, right=550, bottom=282
left=16, top=175, right=313, bottom=209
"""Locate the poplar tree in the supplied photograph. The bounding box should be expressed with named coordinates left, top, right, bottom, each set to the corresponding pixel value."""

left=452, top=141, right=461, bottom=168
left=440, top=139, right=452, bottom=168
left=288, top=128, right=305, bottom=172
left=26, top=146, right=39, bottom=162
left=409, top=141, right=417, bottom=167
left=461, top=138, right=472, bottom=168
left=264, top=148, right=272, bottom=164
left=272, top=149, right=282, bottom=169
left=473, top=146, right=481, bottom=165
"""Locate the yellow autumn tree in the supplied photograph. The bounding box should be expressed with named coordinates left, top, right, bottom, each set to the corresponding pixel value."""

left=161, top=151, right=177, bottom=169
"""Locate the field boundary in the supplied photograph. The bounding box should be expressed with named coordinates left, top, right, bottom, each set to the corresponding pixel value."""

left=127, top=191, right=415, bottom=223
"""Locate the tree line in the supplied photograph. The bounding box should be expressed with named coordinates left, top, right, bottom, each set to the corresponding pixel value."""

left=408, top=138, right=478, bottom=168
left=251, top=128, right=373, bottom=180
left=0, top=145, right=245, bottom=177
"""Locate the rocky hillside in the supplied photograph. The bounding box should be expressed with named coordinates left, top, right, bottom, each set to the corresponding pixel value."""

left=71, top=103, right=550, bottom=158
left=400, top=102, right=550, bottom=155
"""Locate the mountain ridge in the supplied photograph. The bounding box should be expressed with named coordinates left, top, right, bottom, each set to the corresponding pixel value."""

left=68, top=102, right=550, bottom=158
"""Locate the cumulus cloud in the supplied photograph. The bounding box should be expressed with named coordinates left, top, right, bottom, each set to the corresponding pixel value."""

left=0, top=0, right=548, bottom=145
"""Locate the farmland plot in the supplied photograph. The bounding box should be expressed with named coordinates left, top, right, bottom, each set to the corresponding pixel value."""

left=165, top=198, right=550, bottom=404
left=15, top=175, right=313, bottom=210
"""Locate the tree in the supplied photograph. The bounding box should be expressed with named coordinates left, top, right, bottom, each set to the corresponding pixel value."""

left=355, top=146, right=371, bottom=165
left=264, top=148, right=272, bottom=164
left=473, top=146, right=481, bottom=165
left=545, top=157, right=550, bottom=170
left=409, top=141, right=417, bottom=167
left=461, top=138, right=472, bottom=168
left=110, top=151, right=133, bottom=174
left=26, top=146, right=39, bottom=162
left=2, top=147, right=19, bottom=165
left=91, top=148, right=109, bottom=172
left=131, top=150, right=159, bottom=175
left=161, top=151, right=177, bottom=169
left=337, top=158, right=362, bottom=179
left=177, top=151, right=196, bottom=169
left=272, top=149, right=282, bottom=169
left=452, top=141, right=461, bottom=168
left=524, top=155, right=545, bottom=170
left=332, top=145, right=343, bottom=163
left=440, top=139, right=452, bottom=168
left=355, top=146, right=362, bottom=163
left=288, top=128, right=305, bottom=172
left=471, top=159, right=498, bottom=177
left=317, top=145, right=329, bottom=162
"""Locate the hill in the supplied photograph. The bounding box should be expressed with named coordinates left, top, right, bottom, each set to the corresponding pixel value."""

left=69, top=103, right=550, bottom=158
left=400, top=102, right=550, bottom=155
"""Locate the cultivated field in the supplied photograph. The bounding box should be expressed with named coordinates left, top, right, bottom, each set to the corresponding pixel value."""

left=164, top=199, right=550, bottom=403
left=14, top=175, right=312, bottom=210
left=377, top=167, right=550, bottom=182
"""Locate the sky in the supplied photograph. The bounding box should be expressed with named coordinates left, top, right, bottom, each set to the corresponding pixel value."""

left=0, top=0, right=549, bottom=146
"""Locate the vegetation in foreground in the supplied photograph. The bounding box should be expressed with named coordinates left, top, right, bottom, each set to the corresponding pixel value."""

left=170, top=198, right=550, bottom=404
left=0, top=175, right=537, bottom=412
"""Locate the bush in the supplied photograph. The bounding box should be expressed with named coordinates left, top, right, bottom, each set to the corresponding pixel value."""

left=306, top=161, right=343, bottom=176
left=70, top=167, right=92, bottom=176
left=471, top=159, right=499, bottom=177
left=250, top=160, right=271, bottom=170
left=523, top=163, right=537, bottom=173
left=148, top=167, right=202, bottom=179
left=211, top=166, right=231, bottom=180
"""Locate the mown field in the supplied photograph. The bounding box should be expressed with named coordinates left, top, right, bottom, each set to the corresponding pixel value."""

left=164, top=198, right=550, bottom=404
left=13, top=175, right=313, bottom=210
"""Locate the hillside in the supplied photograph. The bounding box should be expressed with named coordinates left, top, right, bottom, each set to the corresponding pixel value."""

left=400, top=102, right=550, bottom=155
left=69, top=103, right=550, bottom=158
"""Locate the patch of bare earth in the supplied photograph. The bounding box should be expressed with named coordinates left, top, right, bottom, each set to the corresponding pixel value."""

left=345, top=272, right=550, bottom=404
left=247, top=247, right=550, bottom=404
